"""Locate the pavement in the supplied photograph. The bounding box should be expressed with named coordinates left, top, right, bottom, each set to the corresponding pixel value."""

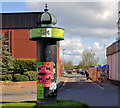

left=89, top=76, right=119, bottom=90
left=1, top=75, right=69, bottom=102
left=57, top=75, right=69, bottom=88
left=1, top=73, right=112, bottom=96
left=1, top=73, right=119, bottom=105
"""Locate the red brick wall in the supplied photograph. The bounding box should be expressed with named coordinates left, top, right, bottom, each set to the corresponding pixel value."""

left=1, top=29, right=36, bottom=59
left=88, top=68, right=97, bottom=81
left=1, top=29, right=62, bottom=78
left=13, top=29, right=36, bottom=59
left=57, top=43, right=62, bottom=78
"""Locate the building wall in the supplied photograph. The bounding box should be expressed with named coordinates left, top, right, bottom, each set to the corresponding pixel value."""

left=14, top=29, right=36, bottom=59
left=57, top=43, right=62, bottom=77
left=107, top=55, right=111, bottom=79
left=1, top=12, right=42, bottom=29
left=1, top=12, right=63, bottom=78
left=1, top=29, right=36, bottom=59
left=1, top=29, right=62, bottom=78
left=106, top=40, right=120, bottom=56
left=88, top=68, right=97, bottom=81
left=108, top=2, right=120, bottom=81
left=106, top=39, right=120, bottom=81
left=107, top=52, right=119, bottom=81
left=118, top=51, right=120, bottom=80
left=118, top=1, right=120, bottom=38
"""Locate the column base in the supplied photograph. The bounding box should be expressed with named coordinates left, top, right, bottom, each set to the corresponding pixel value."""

left=37, top=96, right=57, bottom=104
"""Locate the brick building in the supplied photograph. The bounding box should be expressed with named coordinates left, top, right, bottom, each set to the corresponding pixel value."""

left=106, top=40, right=120, bottom=81
left=0, top=12, right=62, bottom=77
left=106, top=2, right=120, bottom=82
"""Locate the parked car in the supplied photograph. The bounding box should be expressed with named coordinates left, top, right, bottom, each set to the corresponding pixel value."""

left=62, top=71, right=66, bottom=75
left=72, top=69, right=76, bottom=73
left=68, top=70, right=72, bottom=74
left=77, top=69, right=83, bottom=74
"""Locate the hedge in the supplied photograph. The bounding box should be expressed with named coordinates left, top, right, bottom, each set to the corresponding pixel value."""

left=13, top=59, right=36, bottom=74
left=1, top=75, right=7, bottom=81
left=13, top=74, right=21, bottom=81
left=19, top=75, right=29, bottom=81
left=13, top=74, right=29, bottom=81
left=6, top=74, right=13, bottom=81
left=1, top=74, right=13, bottom=81
left=1, top=59, right=37, bottom=82
left=24, top=71, right=37, bottom=81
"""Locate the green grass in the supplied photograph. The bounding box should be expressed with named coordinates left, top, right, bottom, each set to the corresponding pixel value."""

left=1, top=100, right=89, bottom=108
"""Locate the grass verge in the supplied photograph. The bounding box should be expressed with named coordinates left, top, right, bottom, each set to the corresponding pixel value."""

left=1, top=100, right=89, bottom=108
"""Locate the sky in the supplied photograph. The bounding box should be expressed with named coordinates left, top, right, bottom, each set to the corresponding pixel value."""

left=0, top=0, right=119, bottom=65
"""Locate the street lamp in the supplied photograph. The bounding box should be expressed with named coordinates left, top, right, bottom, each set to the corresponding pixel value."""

left=104, top=45, right=106, bottom=64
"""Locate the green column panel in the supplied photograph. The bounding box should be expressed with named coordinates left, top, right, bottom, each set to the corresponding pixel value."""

left=37, top=83, right=44, bottom=99
left=36, top=62, right=44, bottom=73
left=37, top=62, right=44, bottom=67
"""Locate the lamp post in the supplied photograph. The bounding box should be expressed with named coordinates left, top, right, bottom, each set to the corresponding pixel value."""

left=104, top=45, right=106, bottom=64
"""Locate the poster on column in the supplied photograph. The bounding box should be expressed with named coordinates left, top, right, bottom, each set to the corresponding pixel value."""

left=38, top=65, right=51, bottom=87
left=37, top=62, right=57, bottom=97
left=29, top=28, right=64, bottom=40
left=49, top=62, right=57, bottom=91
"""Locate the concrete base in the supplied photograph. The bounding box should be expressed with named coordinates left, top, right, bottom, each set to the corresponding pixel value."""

left=37, top=96, right=57, bottom=104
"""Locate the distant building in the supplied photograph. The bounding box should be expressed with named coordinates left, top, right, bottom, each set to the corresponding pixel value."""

left=118, top=1, right=120, bottom=40
left=106, top=40, right=120, bottom=81
left=0, top=12, right=62, bottom=77
left=106, top=2, right=120, bottom=81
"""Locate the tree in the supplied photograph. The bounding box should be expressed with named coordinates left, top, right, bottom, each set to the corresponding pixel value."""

left=73, top=65, right=79, bottom=69
left=79, top=51, right=99, bottom=70
left=0, top=34, right=13, bottom=75
left=61, top=59, right=73, bottom=71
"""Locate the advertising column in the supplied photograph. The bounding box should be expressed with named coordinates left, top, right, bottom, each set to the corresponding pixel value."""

left=29, top=27, right=64, bottom=103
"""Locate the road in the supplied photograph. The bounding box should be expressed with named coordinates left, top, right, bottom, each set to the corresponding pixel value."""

left=1, top=73, right=119, bottom=107
left=57, top=73, right=118, bottom=107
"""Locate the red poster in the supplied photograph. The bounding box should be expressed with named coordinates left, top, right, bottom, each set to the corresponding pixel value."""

left=44, top=62, right=52, bottom=67
left=38, top=65, right=51, bottom=87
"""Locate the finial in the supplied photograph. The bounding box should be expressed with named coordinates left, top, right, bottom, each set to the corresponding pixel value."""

left=45, top=4, right=47, bottom=9
left=44, top=4, right=48, bottom=12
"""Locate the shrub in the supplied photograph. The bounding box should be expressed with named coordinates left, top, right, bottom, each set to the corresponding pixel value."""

left=6, top=74, right=13, bottom=81
left=13, top=59, right=36, bottom=74
left=13, top=74, right=21, bottom=81
left=13, top=74, right=29, bottom=81
left=0, top=76, right=2, bottom=81
left=24, top=71, right=37, bottom=81
left=19, top=75, right=29, bottom=81
left=1, top=74, right=13, bottom=81
left=1, top=75, right=7, bottom=81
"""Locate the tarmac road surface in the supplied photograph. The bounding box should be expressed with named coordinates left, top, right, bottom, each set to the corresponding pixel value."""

left=1, top=73, right=119, bottom=107
left=58, top=73, right=119, bottom=107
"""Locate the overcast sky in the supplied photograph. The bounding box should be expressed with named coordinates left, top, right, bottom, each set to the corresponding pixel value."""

left=1, top=1, right=119, bottom=65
